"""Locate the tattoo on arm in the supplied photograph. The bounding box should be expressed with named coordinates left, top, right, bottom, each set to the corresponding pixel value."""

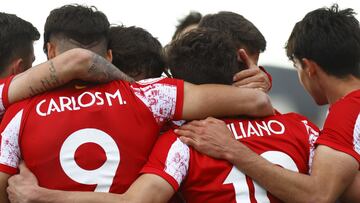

left=28, top=60, right=64, bottom=98
left=87, top=54, right=134, bottom=83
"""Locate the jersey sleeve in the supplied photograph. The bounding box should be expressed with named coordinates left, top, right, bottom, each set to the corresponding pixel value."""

left=0, top=102, right=25, bottom=175
left=0, top=75, right=15, bottom=118
left=316, top=101, right=360, bottom=164
left=130, top=77, right=184, bottom=125
left=259, top=66, right=272, bottom=91
left=140, top=130, right=190, bottom=191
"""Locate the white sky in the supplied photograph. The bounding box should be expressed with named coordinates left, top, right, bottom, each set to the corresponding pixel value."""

left=2, top=0, right=359, bottom=68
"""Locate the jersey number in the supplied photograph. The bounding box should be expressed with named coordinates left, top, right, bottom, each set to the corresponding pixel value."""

left=59, top=128, right=120, bottom=192
left=223, top=151, right=299, bottom=202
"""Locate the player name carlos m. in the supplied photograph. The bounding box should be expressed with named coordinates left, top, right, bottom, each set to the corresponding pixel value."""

left=36, top=89, right=126, bottom=117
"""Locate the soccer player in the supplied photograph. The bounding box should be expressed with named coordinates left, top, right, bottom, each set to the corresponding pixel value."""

left=198, top=11, right=272, bottom=92
left=0, top=5, right=272, bottom=203
left=175, top=4, right=360, bottom=203
left=0, top=12, right=132, bottom=120
left=109, top=25, right=165, bottom=80
left=5, top=28, right=317, bottom=203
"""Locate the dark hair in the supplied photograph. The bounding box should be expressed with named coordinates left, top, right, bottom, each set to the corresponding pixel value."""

left=109, top=26, right=165, bottom=79
left=43, top=4, right=110, bottom=54
left=167, top=28, right=244, bottom=85
left=0, top=12, right=39, bottom=71
left=199, top=11, right=266, bottom=54
left=286, top=4, right=360, bottom=78
left=172, top=11, right=202, bottom=40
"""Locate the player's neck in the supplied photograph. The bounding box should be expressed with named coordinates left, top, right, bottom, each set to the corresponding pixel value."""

left=321, top=74, right=360, bottom=104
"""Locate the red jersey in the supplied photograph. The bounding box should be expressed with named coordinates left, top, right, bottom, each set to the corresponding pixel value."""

left=0, top=77, right=184, bottom=193
left=0, top=75, right=14, bottom=118
left=141, top=113, right=320, bottom=203
left=315, top=89, right=360, bottom=166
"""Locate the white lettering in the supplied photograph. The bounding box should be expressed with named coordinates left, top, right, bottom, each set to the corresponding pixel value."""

left=36, top=100, right=47, bottom=117
left=255, top=121, right=271, bottom=136
left=78, top=92, right=96, bottom=108
left=95, top=92, right=104, bottom=105
left=105, top=90, right=123, bottom=106
left=247, top=122, right=260, bottom=137
left=35, top=90, right=127, bottom=117
left=47, top=99, right=61, bottom=115
left=268, top=120, right=285, bottom=135
left=59, top=97, right=72, bottom=111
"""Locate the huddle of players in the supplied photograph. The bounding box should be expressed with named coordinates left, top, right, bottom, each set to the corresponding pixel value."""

left=0, top=3, right=359, bottom=203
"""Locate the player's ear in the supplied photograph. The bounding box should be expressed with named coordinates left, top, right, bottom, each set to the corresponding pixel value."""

left=105, top=49, right=112, bottom=62
left=301, top=58, right=317, bottom=78
left=47, top=42, right=56, bottom=59
left=8, top=58, right=25, bottom=75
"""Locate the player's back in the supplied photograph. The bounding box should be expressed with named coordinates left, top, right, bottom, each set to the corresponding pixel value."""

left=0, top=78, right=183, bottom=193
left=182, top=113, right=319, bottom=203
left=143, top=112, right=319, bottom=203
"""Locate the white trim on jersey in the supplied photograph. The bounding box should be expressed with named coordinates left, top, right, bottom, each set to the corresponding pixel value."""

left=0, top=109, right=23, bottom=168
left=301, top=120, right=320, bottom=173
left=353, top=113, right=360, bottom=155
left=131, top=83, right=177, bottom=125
left=0, top=84, right=5, bottom=116
left=164, top=138, right=190, bottom=185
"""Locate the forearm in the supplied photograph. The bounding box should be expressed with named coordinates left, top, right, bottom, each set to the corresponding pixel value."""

left=30, top=188, right=127, bottom=203
left=8, top=48, right=133, bottom=103
left=182, top=83, right=273, bottom=120
left=223, top=141, right=320, bottom=203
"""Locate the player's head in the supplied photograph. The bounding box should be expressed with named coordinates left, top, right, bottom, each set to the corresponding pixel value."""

left=172, top=11, right=202, bottom=41
left=0, top=12, right=39, bottom=77
left=199, top=11, right=266, bottom=64
left=43, top=4, right=111, bottom=60
left=286, top=4, right=360, bottom=105
left=109, top=25, right=165, bottom=81
left=166, top=28, right=246, bottom=85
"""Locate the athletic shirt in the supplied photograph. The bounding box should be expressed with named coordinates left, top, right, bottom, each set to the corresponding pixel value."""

left=316, top=89, right=360, bottom=167
left=0, top=75, right=14, bottom=119
left=0, top=77, right=184, bottom=193
left=141, top=113, right=320, bottom=203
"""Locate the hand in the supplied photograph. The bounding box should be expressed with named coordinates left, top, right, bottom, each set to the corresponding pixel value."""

left=7, top=163, right=39, bottom=203
left=233, top=49, right=271, bottom=92
left=174, top=117, right=236, bottom=159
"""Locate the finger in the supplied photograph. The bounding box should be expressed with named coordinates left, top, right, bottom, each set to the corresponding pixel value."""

left=233, top=68, right=259, bottom=82
left=185, top=120, right=206, bottom=127
left=232, top=75, right=264, bottom=87
left=179, top=136, right=197, bottom=147
left=238, top=49, right=257, bottom=69
left=236, top=82, right=267, bottom=91
left=174, top=128, right=197, bottom=139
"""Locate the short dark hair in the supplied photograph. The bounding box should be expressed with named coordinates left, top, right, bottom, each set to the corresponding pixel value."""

left=43, top=4, right=110, bottom=55
left=199, top=11, right=266, bottom=54
left=0, top=12, right=39, bottom=70
left=109, top=25, right=165, bottom=79
left=286, top=4, right=360, bottom=78
left=167, top=28, right=245, bottom=85
left=172, top=11, right=202, bottom=40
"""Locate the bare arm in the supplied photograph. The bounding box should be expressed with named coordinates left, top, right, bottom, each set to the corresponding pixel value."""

left=8, top=48, right=133, bottom=103
left=7, top=165, right=174, bottom=203
left=0, top=173, right=10, bottom=203
left=340, top=172, right=360, bottom=203
left=182, top=82, right=273, bottom=120
left=176, top=118, right=359, bottom=203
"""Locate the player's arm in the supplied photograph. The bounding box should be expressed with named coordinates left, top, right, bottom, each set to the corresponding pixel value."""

left=0, top=173, right=10, bottom=203
left=182, top=82, right=273, bottom=120
left=176, top=119, right=359, bottom=203
left=340, top=172, right=360, bottom=203
left=7, top=165, right=174, bottom=203
left=8, top=48, right=133, bottom=103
